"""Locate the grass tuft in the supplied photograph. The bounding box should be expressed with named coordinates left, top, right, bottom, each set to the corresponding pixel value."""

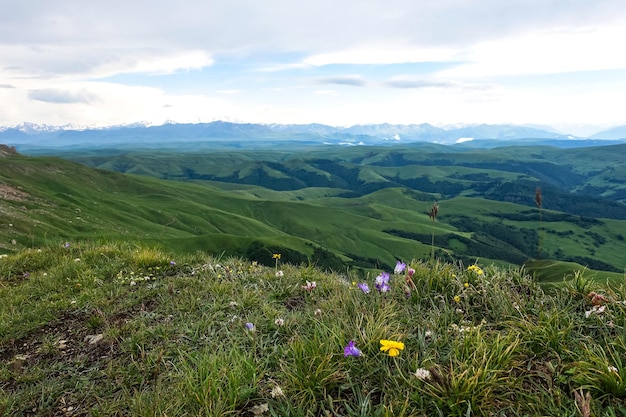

left=1, top=243, right=626, bottom=415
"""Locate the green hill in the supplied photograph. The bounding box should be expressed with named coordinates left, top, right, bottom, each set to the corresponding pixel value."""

left=2, top=150, right=626, bottom=277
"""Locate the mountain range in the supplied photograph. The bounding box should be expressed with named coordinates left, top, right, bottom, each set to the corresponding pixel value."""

left=3, top=121, right=626, bottom=151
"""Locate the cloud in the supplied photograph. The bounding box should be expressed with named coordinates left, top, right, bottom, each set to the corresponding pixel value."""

left=436, top=24, right=626, bottom=79
left=2, top=0, right=626, bottom=129
left=303, top=46, right=460, bottom=66
left=384, top=79, right=457, bottom=89
left=28, top=88, right=97, bottom=104
left=315, top=75, right=367, bottom=87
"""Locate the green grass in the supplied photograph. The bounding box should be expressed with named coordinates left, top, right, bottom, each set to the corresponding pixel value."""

left=3, top=152, right=626, bottom=277
left=2, top=242, right=626, bottom=416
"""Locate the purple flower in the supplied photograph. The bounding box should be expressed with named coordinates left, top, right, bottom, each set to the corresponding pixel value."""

left=375, top=272, right=391, bottom=292
left=245, top=322, right=255, bottom=331
left=169, top=260, right=177, bottom=265
left=64, top=242, right=70, bottom=248
left=394, top=261, right=406, bottom=274
left=357, top=282, right=370, bottom=294
left=344, top=340, right=362, bottom=357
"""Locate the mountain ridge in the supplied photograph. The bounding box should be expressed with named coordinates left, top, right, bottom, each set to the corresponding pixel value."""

left=0, top=120, right=600, bottom=150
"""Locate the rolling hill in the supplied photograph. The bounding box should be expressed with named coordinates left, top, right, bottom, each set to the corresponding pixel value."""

left=2, top=147, right=626, bottom=277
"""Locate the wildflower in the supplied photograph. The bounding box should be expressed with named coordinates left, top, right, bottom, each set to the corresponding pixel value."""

left=588, top=291, right=609, bottom=305
left=375, top=272, right=390, bottom=292
left=302, top=281, right=316, bottom=292
left=64, top=242, right=70, bottom=248
left=358, top=282, right=370, bottom=294
left=394, top=261, right=406, bottom=274
left=343, top=340, right=362, bottom=357
left=270, top=385, right=285, bottom=398
left=272, top=253, right=281, bottom=259
left=464, top=282, right=469, bottom=288
left=74, top=258, right=81, bottom=262
left=608, top=365, right=619, bottom=374
left=454, top=295, right=461, bottom=303
left=229, top=301, right=238, bottom=308
left=414, top=368, right=432, bottom=381
left=407, top=268, right=415, bottom=276
left=274, top=318, right=284, bottom=326
left=585, top=305, right=606, bottom=318
left=424, top=330, right=433, bottom=338
left=245, top=322, right=255, bottom=331
left=275, top=270, right=284, bottom=277
left=130, top=281, right=136, bottom=286
left=467, top=264, right=483, bottom=275
left=314, top=308, right=322, bottom=316
left=169, top=260, right=176, bottom=265
left=380, top=339, right=404, bottom=357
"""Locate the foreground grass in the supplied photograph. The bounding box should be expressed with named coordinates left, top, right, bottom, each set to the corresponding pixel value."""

left=1, top=242, right=626, bottom=416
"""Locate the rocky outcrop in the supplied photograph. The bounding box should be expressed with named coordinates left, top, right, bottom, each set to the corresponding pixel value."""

left=0, top=144, right=19, bottom=157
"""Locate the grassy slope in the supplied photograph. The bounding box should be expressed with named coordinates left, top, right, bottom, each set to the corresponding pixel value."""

left=2, top=153, right=626, bottom=278
left=2, top=243, right=626, bottom=416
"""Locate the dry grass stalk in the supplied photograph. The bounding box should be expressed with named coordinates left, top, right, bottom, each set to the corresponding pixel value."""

left=535, top=187, right=542, bottom=209
left=573, top=388, right=591, bottom=417
left=428, top=202, right=439, bottom=221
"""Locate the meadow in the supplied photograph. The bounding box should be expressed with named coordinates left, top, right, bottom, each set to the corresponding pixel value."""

left=2, top=151, right=626, bottom=278
left=2, top=242, right=626, bottom=416
left=2, top=145, right=626, bottom=415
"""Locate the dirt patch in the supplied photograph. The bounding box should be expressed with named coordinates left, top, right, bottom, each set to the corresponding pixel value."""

left=0, top=300, right=164, bottom=416
left=0, top=182, right=31, bottom=202
left=0, top=310, right=116, bottom=366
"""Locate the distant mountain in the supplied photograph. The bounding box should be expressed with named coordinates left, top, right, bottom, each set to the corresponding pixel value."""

left=589, top=125, right=626, bottom=140
left=0, top=120, right=598, bottom=151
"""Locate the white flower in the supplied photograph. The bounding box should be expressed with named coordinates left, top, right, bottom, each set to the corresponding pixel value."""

left=270, top=385, right=285, bottom=398
left=608, top=365, right=619, bottom=374
left=424, top=330, right=433, bottom=338
left=314, top=308, right=322, bottom=316
left=275, top=270, right=284, bottom=277
left=274, top=318, right=285, bottom=326
left=130, top=281, right=136, bottom=286
left=585, top=305, right=607, bottom=318
left=229, top=301, right=238, bottom=308
left=414, top=368, right=432, bottom=381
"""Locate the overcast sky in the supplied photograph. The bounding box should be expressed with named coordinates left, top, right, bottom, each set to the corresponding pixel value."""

left=2, top=0, right=626, bottom=135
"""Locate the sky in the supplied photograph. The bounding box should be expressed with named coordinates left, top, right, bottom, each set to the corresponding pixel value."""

left=2, top=0, right=626, bottom=136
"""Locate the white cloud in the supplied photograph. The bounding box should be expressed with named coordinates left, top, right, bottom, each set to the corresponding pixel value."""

left=2, top=0, right=626, bottom=131
left=436, top=24, right=626, bottom=79
left=303, top=45, right=459, bottom=66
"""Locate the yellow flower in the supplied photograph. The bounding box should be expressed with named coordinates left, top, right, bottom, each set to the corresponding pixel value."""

left=454, top=295, right=461, bottom=303
left=464, top=282, right=469, bottom=288
left=467, top=264, right=483, bottom=275
left=272, top=253, right=281, bottom=259
left=380, top=339, right=405, bottom=357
